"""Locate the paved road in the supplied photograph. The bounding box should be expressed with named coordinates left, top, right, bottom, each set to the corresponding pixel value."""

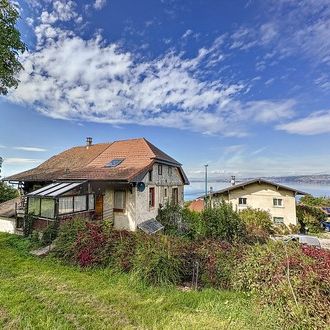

left=319, top=233, right=330, bottom=250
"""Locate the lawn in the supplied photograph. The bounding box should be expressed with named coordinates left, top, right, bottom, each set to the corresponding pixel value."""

left=0, top=233, right=281, bottom=330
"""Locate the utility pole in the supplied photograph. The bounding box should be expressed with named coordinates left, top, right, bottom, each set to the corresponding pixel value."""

left=0, top=157, right=3, bottom=179
left=204, top=164, right=208, bottom=198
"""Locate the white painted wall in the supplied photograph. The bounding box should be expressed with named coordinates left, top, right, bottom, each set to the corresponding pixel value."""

left=212, top=183, right=298, bottom=226
left=106, top=162, right=185, bottom=231
left=0, top=217, right=16, bottom=234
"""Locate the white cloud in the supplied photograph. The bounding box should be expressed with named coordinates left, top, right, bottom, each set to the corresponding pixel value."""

left=14, top=147, right=47, bottom=152
left=3, top=158, right=43, bottom=165
left=93, top=0, right=106, bottom=10
left=277, top=110, right=330, bottom=135
left=8, top=2, right=297, bottom=136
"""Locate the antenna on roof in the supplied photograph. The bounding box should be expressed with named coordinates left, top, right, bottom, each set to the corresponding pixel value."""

left=86, top=137, right=93, bottom=149
left=231, top=175, right=236, bottom=186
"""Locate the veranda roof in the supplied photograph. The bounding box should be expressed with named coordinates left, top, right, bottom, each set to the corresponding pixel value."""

left=27, top=181, right=86, bottom=198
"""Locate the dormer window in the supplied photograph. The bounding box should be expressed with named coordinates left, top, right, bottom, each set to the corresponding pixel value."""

left=105, top=158, right=125, bottom=168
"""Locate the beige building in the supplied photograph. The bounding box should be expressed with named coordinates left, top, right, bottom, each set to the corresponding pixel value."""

left=209, top=178, right=307, bottom=226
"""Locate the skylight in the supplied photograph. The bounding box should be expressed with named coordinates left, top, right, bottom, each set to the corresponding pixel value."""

left=105, top=158, right=125, bottom=168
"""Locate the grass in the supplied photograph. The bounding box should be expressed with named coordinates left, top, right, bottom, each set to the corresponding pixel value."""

left=0, top=233, right=282, bottom=330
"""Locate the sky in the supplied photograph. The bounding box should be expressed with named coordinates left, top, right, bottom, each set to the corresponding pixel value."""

left=1, top=0, right=330, bottom=180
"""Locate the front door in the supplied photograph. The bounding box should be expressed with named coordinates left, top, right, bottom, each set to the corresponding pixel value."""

left=95, top=194, right=104, bottom=220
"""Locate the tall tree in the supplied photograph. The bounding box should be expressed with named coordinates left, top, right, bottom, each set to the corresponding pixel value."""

left=0, top=0, right=26, bottom=95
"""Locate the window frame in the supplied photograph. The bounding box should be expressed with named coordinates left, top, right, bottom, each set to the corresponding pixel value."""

left=273, top=217, right=284, bottom=224
left=73, top=195, right=88, bottom=213
left=273, top=198, right=283, bottom=207
left=149, top=187, right=155, bottom=208
left=172, top=187, right=179, bottom=205
left=158, top=164, right=163, bottom=175
left=114, top=190, right=126, bottom=212
left=148, top=170, right=153, bottom=182
left=40, top=198, right=55, bottom=219
left=238, top=197, right=247, bottom=205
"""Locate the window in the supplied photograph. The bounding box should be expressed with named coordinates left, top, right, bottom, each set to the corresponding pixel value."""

left=88, top=194, right=95, bottom=210
left=168, top=166, right=172, bottom=176
left=28, top=197, right=40, bottom=215
left=105, top=158, right=125, bottom=168
left=114, top=191, right=126, bottom=211
left=149, top=187, right=155, bottom=207
left=238, top=197, right=247, bottom=205
left=164, top=188, right=167, bottom=198
left=40, top=199, right=55, bottom=218
left=148, top=170, right=153, bottom=182
left=273, top=217, right=284, bottom=224
left=158, top=164, right=163, bottom=175
left=172, top=188, right=178, bottom=205
left=59, top=196, right=73, bottom=214
left=273, top=198, right=283, bottom=207
left=74, top=195, right=87, bottom=212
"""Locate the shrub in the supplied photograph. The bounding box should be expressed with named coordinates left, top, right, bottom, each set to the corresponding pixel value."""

left=73, top=221, right=112, bottom=267
left=0, top=181, right=19, bottom=203
left=193, top=239, right=243, bottom=289
left=53, top=217, right=88, bottom=261
left=41, top=220, right=60, bottom=246
left=132, top=234, right=184, bottom=286
left=297, top=204, right=326, bottom=233
left=238, top=208, right=273, bottom=242
left=107, top=230, right=137, bottom=272
left=156, top=202, right=184, bottom=235
left=232, top=241, right=330, bottom=328
left=201, top=200, right=246, bottom=242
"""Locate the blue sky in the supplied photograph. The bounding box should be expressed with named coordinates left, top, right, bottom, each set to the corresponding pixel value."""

left=1, top=0, right=330, bottom=179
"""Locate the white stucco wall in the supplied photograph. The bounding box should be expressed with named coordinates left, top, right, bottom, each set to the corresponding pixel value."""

left=212, top=183, right=298, bottom=226
left=0, top=217, right=16, bottom=234
left=104, top=163, right=185, bottom=231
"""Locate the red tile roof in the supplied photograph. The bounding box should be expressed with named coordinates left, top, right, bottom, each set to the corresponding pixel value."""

left=188, top=199, right=205, bottom=212
left=4, top=138, right=189, bottom=184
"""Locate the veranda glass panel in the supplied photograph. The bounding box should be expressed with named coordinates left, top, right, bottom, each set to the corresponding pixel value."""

left=74, top=195, right=87, bottom=212
left=58, top=196, right=73, bottom=214
left=40, top=199, right=55, bottom=218
left=28, top=197, right=40, bottom=215
left=88, top=194, right=95, bottom=210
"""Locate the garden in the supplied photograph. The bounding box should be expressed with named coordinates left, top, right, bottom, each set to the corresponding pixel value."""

left=28, top=202, right=330, bottom=328
left=1, top=201, right=330, bottom=329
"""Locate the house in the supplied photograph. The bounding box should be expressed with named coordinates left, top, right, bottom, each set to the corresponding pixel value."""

left=191, top=178, right=307, bottom=226
left=3, top=138, right=189, bottom=232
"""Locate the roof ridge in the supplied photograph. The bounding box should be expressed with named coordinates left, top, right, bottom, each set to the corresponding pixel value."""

left=85, top=142, right=114, bottom=166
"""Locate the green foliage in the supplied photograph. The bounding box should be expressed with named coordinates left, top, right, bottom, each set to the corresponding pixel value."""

left=0, top=181, right=19, bottom=203
left=156, top=202, right=184, bottom=235
left=41, top=219, right=60, bottom=246
left=132, top=234, right=183, bottom=286
left=300, top=195, right=330, bottom=207
left=158, top=201, right=246, bottom=242
left=23, top=213, right=35, bottom=237
left=232, top=241, right=330, bottom=328
left=297, top=204, right=326, bottom=233
left=201, top=200, right=246, bottom=242
left=53, top=217, right=88, bottom=261
left=0, top=0, right=27, bottom=95
left=239, top=207, right=273, bottom=242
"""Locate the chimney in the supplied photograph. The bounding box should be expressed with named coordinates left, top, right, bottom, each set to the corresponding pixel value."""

left=230, top=175, right=236, bottom=186
left=86, top=137, right=93, bottom=149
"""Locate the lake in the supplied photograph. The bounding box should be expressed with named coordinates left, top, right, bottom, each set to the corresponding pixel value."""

left=184, top=181, right=330, bottom=201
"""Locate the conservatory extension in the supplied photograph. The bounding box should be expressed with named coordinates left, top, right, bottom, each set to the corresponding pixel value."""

left=26, top=181, right=95, bottom=223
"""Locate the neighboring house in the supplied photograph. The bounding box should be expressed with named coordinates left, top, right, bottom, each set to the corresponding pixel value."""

left=3, top=138, right=189, bottom=232
left=0, top=197, right=21, bottom=234
left=193, top=178, right=307, bottom=226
